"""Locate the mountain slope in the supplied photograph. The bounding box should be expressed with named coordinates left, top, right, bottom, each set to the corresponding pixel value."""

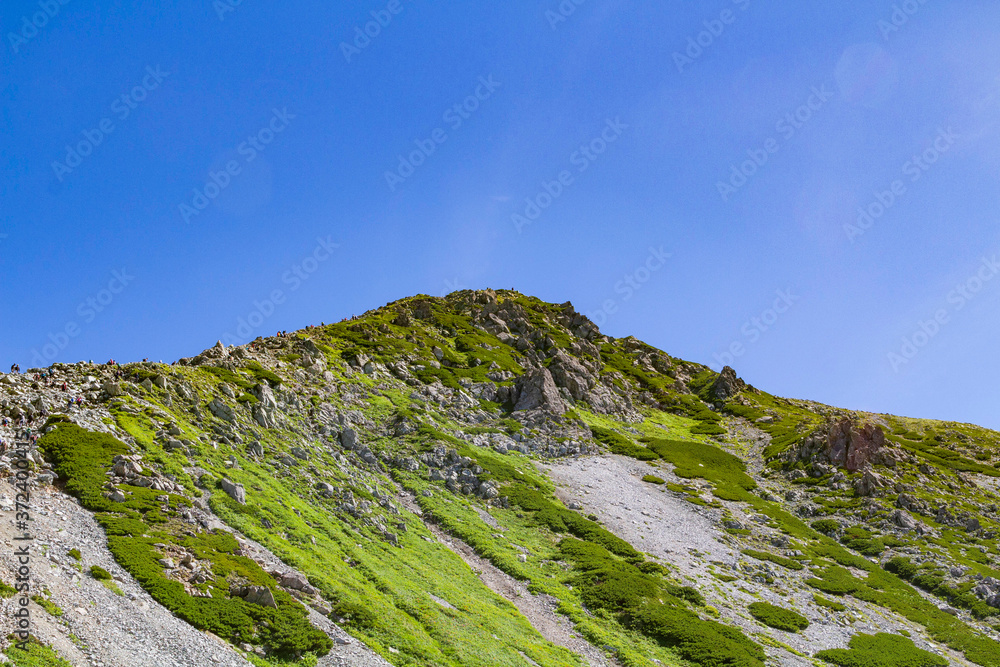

left=1, top=289, right=998, bottom=667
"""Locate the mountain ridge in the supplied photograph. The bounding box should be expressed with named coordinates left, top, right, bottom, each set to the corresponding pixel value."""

left=0, top=288, right=997, bottom=667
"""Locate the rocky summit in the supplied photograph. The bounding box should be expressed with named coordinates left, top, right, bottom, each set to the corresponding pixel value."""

left=1, top=289, right=998, bottom=667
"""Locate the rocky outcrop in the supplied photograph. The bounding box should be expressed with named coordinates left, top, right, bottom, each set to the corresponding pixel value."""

left=512, top=368, right=566, bottom=415
left=790, top=419, right=900, bottom=472
left=709, top=366, right=748, bottom=401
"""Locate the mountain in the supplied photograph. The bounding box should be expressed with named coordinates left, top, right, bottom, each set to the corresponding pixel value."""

left=0, top=289, right=998, bottom=667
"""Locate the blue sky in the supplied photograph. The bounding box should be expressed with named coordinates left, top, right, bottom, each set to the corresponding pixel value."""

left=2, top=1, right=1000, bottom=429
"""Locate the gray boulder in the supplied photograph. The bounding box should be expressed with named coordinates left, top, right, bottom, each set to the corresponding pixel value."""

left=209, top=398, right=236, bottom=423
left=341, top=427, right=358, bottom=450
left=513, top=368, right=566, bottom=414
left=220, top=478, right=246, bottom=504
left=239, top=586, right=277, bottom=608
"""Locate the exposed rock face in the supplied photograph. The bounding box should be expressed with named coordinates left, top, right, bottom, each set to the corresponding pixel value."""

left=827, top=419, right=886, bottom=471
left=548, top=351, right=593, bottom=401
left=791, top=419, right=899, bottom=473
left=854, top=469, right=888, bottom=497
left=209, top=398, right=236, bottom=423
left=513, top=368, right=566, bottom=415
left=710, top=366, right=747, bottom=401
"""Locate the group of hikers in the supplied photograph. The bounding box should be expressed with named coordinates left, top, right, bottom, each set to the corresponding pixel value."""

left=0, top=415, right=40, bottom=454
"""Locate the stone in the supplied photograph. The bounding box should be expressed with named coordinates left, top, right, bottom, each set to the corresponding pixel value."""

left=240, top=586, right=277, bottom=608
left=220, top=478, right=246, bottom=504
left=209, top=398, right=236, bottom=423
left=341, top=427, right=358, bottom=450
left=102, top=382, right=123, bottom=397
left=278, top=571, right=311, bottom=591
left=513, top=368, right=566, bottom=414
left=854, top=469, right=887, bottom=497
left=826, top=419, right=887, bottom=472
left=709, top=366, right=749, bottom=400
left=246, top=441, right=264, bottom=458
left=892, top=509, right=918, bottom=530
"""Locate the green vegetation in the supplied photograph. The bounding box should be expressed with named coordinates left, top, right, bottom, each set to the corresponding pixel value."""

left=840, top=526, right=885, bottom=557
left=813, top=594, right=847, bottom=612
left=811, top=519, right=840, bottom=535
left=742, top=549, right=805, bottom=571
left=67, top=549, right=81, bottom=561
left=39, top=423, right=332, bottom=660
left=885, top=557, right=997, bottom=619
left=31, top=595, right=64, bottom=617
left=642, top=438, right=757, bottom=502
left=747, top=602, right=809, bottom=632
left=4, top=640, right=74, bottom=667
left=642, top=475, right=666, bottom=485
left=89, top=565, right=111, bottom=580
left=590, top=426, right=658, bottom=461
left=815, top=633, right=947, bottom=667
left=0, top=580, right=18, bottom=598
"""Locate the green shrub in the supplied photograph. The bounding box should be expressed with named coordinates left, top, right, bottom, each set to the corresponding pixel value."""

left=644, top=439, right=757, bottom=501
left=89, top=566, right=112, bottom=581
left=813, top=594, right=847, bottom=612
left=200, top=366, right=255, bottom=391
left=67, top=549, right=81, bottom=561
left=642, top=475, right=666, bottom=485
left=31, top=595, right=64, bottom=618
left=591, top=426, right=658, bottom=461
left=631, top=603, right=766, bottom=667
left=0, top=581, right=18, bottom=598
left=505, top=485, right=639, bottom=558
left=743, top=549, right=805, bottom=571
left=840, top=526, right=884, bottom=556
left=748, top=601, right=809, bottom=632
left=4, top=639, right=74, bottom=666
left=245, top=361, right=282, bottom=386
left=330, top=600, right=379, bottom=629
left=806, top=567, right=863, bottom=596
left=815, top=633, right=947, bottom=667
left=884, top=557, right=918, bottom=580
left=811, top=519, right=840, bottom=535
